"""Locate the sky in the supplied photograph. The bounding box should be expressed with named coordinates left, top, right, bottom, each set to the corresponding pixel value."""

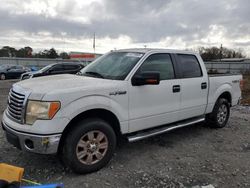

left=0, top=0, right=250, bottom=56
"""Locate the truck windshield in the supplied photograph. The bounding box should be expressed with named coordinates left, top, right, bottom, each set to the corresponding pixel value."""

left=80, top=52, right=144, bottom=80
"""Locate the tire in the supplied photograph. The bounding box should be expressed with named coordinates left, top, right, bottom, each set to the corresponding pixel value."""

left=205, top=98, right=230, bottom=128
left=0, top=73, right=6, bottom=80
left=62, top=118, right=116, bottom=174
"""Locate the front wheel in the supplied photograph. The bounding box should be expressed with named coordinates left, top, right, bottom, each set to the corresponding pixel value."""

left=205, top=98, right=230, bottom=128
left=62, top=118, right=116, bottom=174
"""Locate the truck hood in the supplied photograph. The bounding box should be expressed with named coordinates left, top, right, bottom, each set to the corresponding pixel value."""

left=14, top=74, right=118, bottom=100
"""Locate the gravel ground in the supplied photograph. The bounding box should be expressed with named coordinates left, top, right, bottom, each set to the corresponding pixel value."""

left=0, top=80, right=250, bottom=188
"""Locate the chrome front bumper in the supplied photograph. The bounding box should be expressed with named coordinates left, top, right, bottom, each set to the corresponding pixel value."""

left=1, top=121, right=61, bottom=154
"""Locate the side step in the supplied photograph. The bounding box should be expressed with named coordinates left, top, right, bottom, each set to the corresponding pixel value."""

left=127, top=116, right=205, bottom=142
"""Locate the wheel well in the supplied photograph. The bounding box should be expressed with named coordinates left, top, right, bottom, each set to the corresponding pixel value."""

left=218, top=92, right=232, bottom=106
left=58, top=109, right=121, bottom=153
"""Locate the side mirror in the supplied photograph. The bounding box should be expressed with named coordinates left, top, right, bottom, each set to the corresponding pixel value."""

left=132, top=71, right=160, bottom=86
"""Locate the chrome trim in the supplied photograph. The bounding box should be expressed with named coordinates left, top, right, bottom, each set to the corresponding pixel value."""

left=7, top=85, right=31, bottom=124
left=10, top=92, right=25, bottom=100
left=128, top=117, right=205, bottom=142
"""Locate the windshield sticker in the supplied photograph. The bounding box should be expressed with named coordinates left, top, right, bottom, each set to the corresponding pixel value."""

left=126, top=53, right=143, bottom=58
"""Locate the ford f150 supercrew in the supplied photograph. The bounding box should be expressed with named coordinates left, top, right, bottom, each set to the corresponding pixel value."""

left=1, top=48, right=242, bottom=173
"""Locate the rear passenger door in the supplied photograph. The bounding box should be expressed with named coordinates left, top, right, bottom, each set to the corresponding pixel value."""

left=175, top=54, right=208, bottom=120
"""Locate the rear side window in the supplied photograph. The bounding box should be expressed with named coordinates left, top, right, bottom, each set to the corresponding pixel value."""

left=63, top=64, right=80, bottom=70
left=177, top=54, right=202, bottom=78
left=51, top=64, right=64, bottom=72
left=138, top=53, right=175, bottom=80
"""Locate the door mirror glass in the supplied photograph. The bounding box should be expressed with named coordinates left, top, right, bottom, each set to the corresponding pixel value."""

left=132, top=71, right=160, bottom=86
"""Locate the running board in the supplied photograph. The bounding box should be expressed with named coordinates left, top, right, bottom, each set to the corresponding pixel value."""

left=127, top=116, right=205, bottom=142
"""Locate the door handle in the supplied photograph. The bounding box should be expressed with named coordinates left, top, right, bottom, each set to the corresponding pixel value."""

left=173, top=85, right=180, bottom=93
left=201, top=82, right=207, bottom=89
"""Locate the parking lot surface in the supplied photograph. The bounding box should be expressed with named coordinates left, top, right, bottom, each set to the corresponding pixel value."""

left=0, top=80, right=250, bottom=188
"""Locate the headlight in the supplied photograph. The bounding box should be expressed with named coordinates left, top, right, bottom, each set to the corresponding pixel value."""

left=25, top=100, right=60, bottom=125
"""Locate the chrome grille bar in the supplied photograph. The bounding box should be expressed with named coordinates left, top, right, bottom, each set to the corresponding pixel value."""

left=7, top=88, right=26, bottom=123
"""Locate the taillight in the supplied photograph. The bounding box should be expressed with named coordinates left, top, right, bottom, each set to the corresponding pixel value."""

left=240, top=79, right=244, bottom=91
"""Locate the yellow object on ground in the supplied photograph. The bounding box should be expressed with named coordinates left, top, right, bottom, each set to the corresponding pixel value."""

left=0, top=163, right=24, bottom=182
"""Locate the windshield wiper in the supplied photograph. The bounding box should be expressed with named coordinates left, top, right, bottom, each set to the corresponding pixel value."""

left=84, top=71, right=104, bottom=78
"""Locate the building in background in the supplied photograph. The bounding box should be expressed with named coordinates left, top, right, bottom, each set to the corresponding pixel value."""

left=69, top=52, right=102, bottom=63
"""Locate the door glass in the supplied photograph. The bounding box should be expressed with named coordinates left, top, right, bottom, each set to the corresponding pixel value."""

left=16, top=65, right=24, bottom=71
left=137, top=53, right=175, bottom=80
left=63, top=64, right=79, bottom=71
left=51, top=65, right=64, bottom=72
left=177, top=54, right=202, bottom=78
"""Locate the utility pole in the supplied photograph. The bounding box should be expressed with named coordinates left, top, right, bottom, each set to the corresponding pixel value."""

left=93, top=32, right=96, bottom=57
left=220, top=44, right=223, bottom=62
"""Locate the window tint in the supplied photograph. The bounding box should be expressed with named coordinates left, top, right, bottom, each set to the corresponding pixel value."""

left=16, top=65, right=24, bottom=70
left=51, top=64, right=64, bottom=72
left=10, top=66, right=16, bottom=69
left=178, top=54, right=202, bottom=78
left=138, top=53, right=175, bottom=80
left=64, top=64, right=80, bottom=70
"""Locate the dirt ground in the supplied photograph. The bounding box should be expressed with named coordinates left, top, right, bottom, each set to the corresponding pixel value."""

left=0, top=79, right=250, bottom=188
left=242, top=74, right=250, bottom=105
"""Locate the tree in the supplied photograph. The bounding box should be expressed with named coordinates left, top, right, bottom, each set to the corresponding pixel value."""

left=59, top=52, right=70, bottom=59
left=33, top=48, right=59, bottom=59
left=47, top=48, right=59, bottom=59
left=0, top=46, right=63, bottom=59
left=16, top=46, right=33, bottom=57
left=199, top=46, right=245, bottom=61
left=0, top=46, right=17, bottom=57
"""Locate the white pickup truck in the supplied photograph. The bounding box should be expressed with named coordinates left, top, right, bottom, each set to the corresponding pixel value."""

left=2, top=49, right=242, bottom=173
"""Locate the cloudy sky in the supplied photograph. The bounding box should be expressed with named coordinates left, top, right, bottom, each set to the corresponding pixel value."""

left=0, top=0, right=250, bottom=56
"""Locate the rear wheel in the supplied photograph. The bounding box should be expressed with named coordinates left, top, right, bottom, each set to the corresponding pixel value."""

left=62, top=118, right=116, bottom=174
left=206, top=98, right=230, bottom=128
left=0, top=73, right=6, bottom=80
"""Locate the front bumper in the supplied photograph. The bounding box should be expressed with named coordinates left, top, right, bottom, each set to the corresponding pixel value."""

left=1, top=121, right=61, bottom=154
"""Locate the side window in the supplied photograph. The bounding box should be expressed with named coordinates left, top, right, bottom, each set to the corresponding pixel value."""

left=10, top=66, right=16, bottom=69
left=16, top=65, right=23, bottom=70
left=137, top=53, right=175, bottom=80
left=177, top=54, right=202, bottom=78
left=51, top=64, right=64, bottom=72
left=63, top=64, right=79, bottom=70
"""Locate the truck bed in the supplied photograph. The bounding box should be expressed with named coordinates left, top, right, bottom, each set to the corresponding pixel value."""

left=206, top=74, right=242, bottom=114
left=208, top=73, right=241, bottom=77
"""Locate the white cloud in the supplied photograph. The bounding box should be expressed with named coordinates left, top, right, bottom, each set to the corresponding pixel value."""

left=0, top=0, right=249, bottom=56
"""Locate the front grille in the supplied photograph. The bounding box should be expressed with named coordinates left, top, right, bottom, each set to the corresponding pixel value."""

left=7, top=89, right=25, bottom=123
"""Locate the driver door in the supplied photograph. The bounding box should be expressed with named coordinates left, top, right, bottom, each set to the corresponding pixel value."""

left=128, top=53, right=181, bottom=133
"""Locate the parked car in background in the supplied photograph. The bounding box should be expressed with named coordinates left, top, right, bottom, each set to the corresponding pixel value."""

left=20, top=62, right=84, bottom=80
left=0, top=65, right=30, bottom=80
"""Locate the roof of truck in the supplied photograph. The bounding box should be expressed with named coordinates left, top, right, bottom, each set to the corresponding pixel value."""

left=115, top=48, right=198, bottom=55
